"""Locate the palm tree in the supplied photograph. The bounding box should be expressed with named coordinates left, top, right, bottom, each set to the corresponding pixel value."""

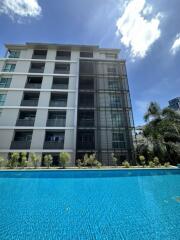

left=143, top=102, right=180, bottom=164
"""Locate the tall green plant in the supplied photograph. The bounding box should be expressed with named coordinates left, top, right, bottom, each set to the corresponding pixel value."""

left=30, top=153, right=41, bottom=169
left=20, top=152, right=27, bottom=168
left=59, top=152, right=70, bottom=168
left=9, top=152, right=20, bottom=168
left=44, top=154, right=53, bottom=168
left=111, top=153, right=118, bottom=167
left=0, top=156, right=5, bottom=168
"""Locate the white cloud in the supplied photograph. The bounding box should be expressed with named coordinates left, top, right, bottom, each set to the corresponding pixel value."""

left=0, top=0, right=41, bottom=19
left=116, top=0, right=161, bottom=59
left=170, top=34, right=180, bottom=55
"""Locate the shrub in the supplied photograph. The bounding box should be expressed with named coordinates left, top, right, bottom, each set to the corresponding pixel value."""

left=139, top=155, right=146, bottom=167
left=30, top=153, right=41, bottom=169
left=83, top=154, right=89, bottom=166
left=0, top=156, right=5, bottom=168
left=20, top=152, right=27, bottom=168
left=122, top=160, right=130, bottom=168
left=77, top=159, right=82, bottom=168
left=153, top=157, right=160, bottom=166
left=111, top=153, right=117, bottom=167
left=164, top=162, right=170, bottom=168
left=59, top=152, right=70, bottom=168
left=149, top=161, right=155, bottom=168
left=44, top=154, right=53, bottom=168
left=9, top=152, right=20, bottom=168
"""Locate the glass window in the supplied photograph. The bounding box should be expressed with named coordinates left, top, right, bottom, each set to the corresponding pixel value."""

left=111, top=112, right=124, bottom=127
left=107, top=67, right=116, bottom=74
left=0, top=93, right=7, bottom=106
left=0, top=78, right=12, bottom=88
left=3, top=63, right=16, bottom=72
left=112, top=132, right=126, bottom=149
left=8, top=50, right=20, bottom=58
left=80, top=51, right=93, bottom=58
left=110, top=94, right=122, bottom=108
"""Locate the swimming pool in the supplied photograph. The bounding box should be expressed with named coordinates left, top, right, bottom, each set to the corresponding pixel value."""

left=0, top=169, right=179, bottom=240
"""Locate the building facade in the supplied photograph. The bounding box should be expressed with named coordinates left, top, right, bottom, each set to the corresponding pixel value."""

left=0, top=43, right=135, bottom=165
left=169, top=97, right=180, bottom=112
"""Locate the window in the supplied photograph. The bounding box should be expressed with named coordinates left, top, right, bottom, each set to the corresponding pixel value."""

left=107, top=67, right=117, bottom=75
left=105, top=53, right=117, bottom=59
left=112, top=132, right=126, bottom=149
left=111, top=112, right=123, bottom=127
left=0, top=77, right=11, bottom=88
left=56, top=51, right=71, bottom=60
left=8, top=50, right=20, bottom=58
left=80, top=51, right=93, bottom=58
left=110, top=94, right=122, bottom=108
left=54, top=63, right=70, bottom=74
left=3, top=63, right=16, bottom=72
left=0, top=93, right=6, bottom=106
left=32, top=50, right=47, bottom=59
left=29, top=62, right=45, bottom=73
left=108, top=80, right=119, bottom=90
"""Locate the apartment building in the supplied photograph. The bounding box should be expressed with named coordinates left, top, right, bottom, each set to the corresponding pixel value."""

left=169, top=97, right=180, bottom=112
left=0, top=43, right=135, bottom=166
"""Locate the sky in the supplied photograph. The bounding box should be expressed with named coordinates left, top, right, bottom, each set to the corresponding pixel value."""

left=0, top=0, right=180, bottom=126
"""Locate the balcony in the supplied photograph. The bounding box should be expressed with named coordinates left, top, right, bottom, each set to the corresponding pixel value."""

left=32, top=50, right=47, bottom=59
left=16, top=119, right=35, bottom=126
left=49, top=101, right=66, bottom=107
left=21, top=92, right=39, bottom=106
left=49, top=93, right=67, bottom=107
left=11, top=130, right=32, bottom=149
left=29, top=62, right=45, bottom=73
left=52, top=77, right=69, bottom=89
left=78, top=119, right=94, bottom=127
left=54, top=63, right=70, bottom=74
left=79, top=77, right=94, bottom=91
left=56, top=51, right=71, bottom=60
left=10, top=141, right=31, bottom=149
left=43, top=141, right=64, bottom=149
left=25, top=77, right=42, bottom=89
left=46, top=119, right=66, bottom=127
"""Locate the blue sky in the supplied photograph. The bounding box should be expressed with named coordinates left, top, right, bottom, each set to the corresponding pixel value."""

left=0, top=0, right=180, bottom=126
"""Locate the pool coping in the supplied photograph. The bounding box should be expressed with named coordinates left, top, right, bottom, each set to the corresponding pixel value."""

left=0, top=167, right=179, bottom=172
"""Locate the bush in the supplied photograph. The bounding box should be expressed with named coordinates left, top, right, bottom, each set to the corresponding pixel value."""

left=9, top=152, right=20, bottom=168
left=44, top=154, right=53, bottom=168
left=59, top=152, right=70, bottom=168
left=139, top=155, right=146, bottom=167
left=122, top=160, right=130, bottom=168
left=0, top=156, right=6, bottom=168
left=111, top=153, right=117, bottom=167
left=149, top=161, right=155, bottom=168
left=30, top=153, right=41, bottom=168
left=153, top=157, right=160, bottom=166
left=20, top=152, right=27, bottom=168
left=164, top=162, right=170, bottom=167
left=77, top=159, right=82, bottom=168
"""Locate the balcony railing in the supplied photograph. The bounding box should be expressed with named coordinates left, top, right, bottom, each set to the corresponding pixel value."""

left=32, top=55, right=46, bottom=59
left=25, top=83, right=41, bottom=89
left=11, top=141, right=31, bottom=149
left=16, top=119, right=35, bottom=126
left=56, top=56, right=71, bottom=60
left=43, top=141, right=64, bottom=149
left=21, top=100, right=39, bottom=106
left=29, top=68, right=44, bottom=73
left=77, top=141, right=95, bottom=150
left=54, top=69, right=70, bottom=74
left=52, top=84, right=68, bottom=89
left=46, top=119, right=66, bottom=127
left=49, top=101, right=67, bottom=107
left=78, top=119, right=94, bottom=127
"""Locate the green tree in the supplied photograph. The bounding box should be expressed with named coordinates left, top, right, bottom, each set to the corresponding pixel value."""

left=139, top=155, right=146, bottom=167
left=143, top=102, right=180, bottom=165
left=0, top=156, right=5, bottom=168
left=111, top=153, right=118, bottom=167
left=9, top=152, right=20, bottom=168
left=44, top=154, right=53, bottom=168
left=59, top=152, right=70, bottom=168
left=30, top=153, right=41, bottom=169
left=20, top=152, right=27, bottom=168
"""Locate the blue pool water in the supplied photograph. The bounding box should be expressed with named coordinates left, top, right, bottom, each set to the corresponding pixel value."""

left=0, top=169, right=179, bottom=240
